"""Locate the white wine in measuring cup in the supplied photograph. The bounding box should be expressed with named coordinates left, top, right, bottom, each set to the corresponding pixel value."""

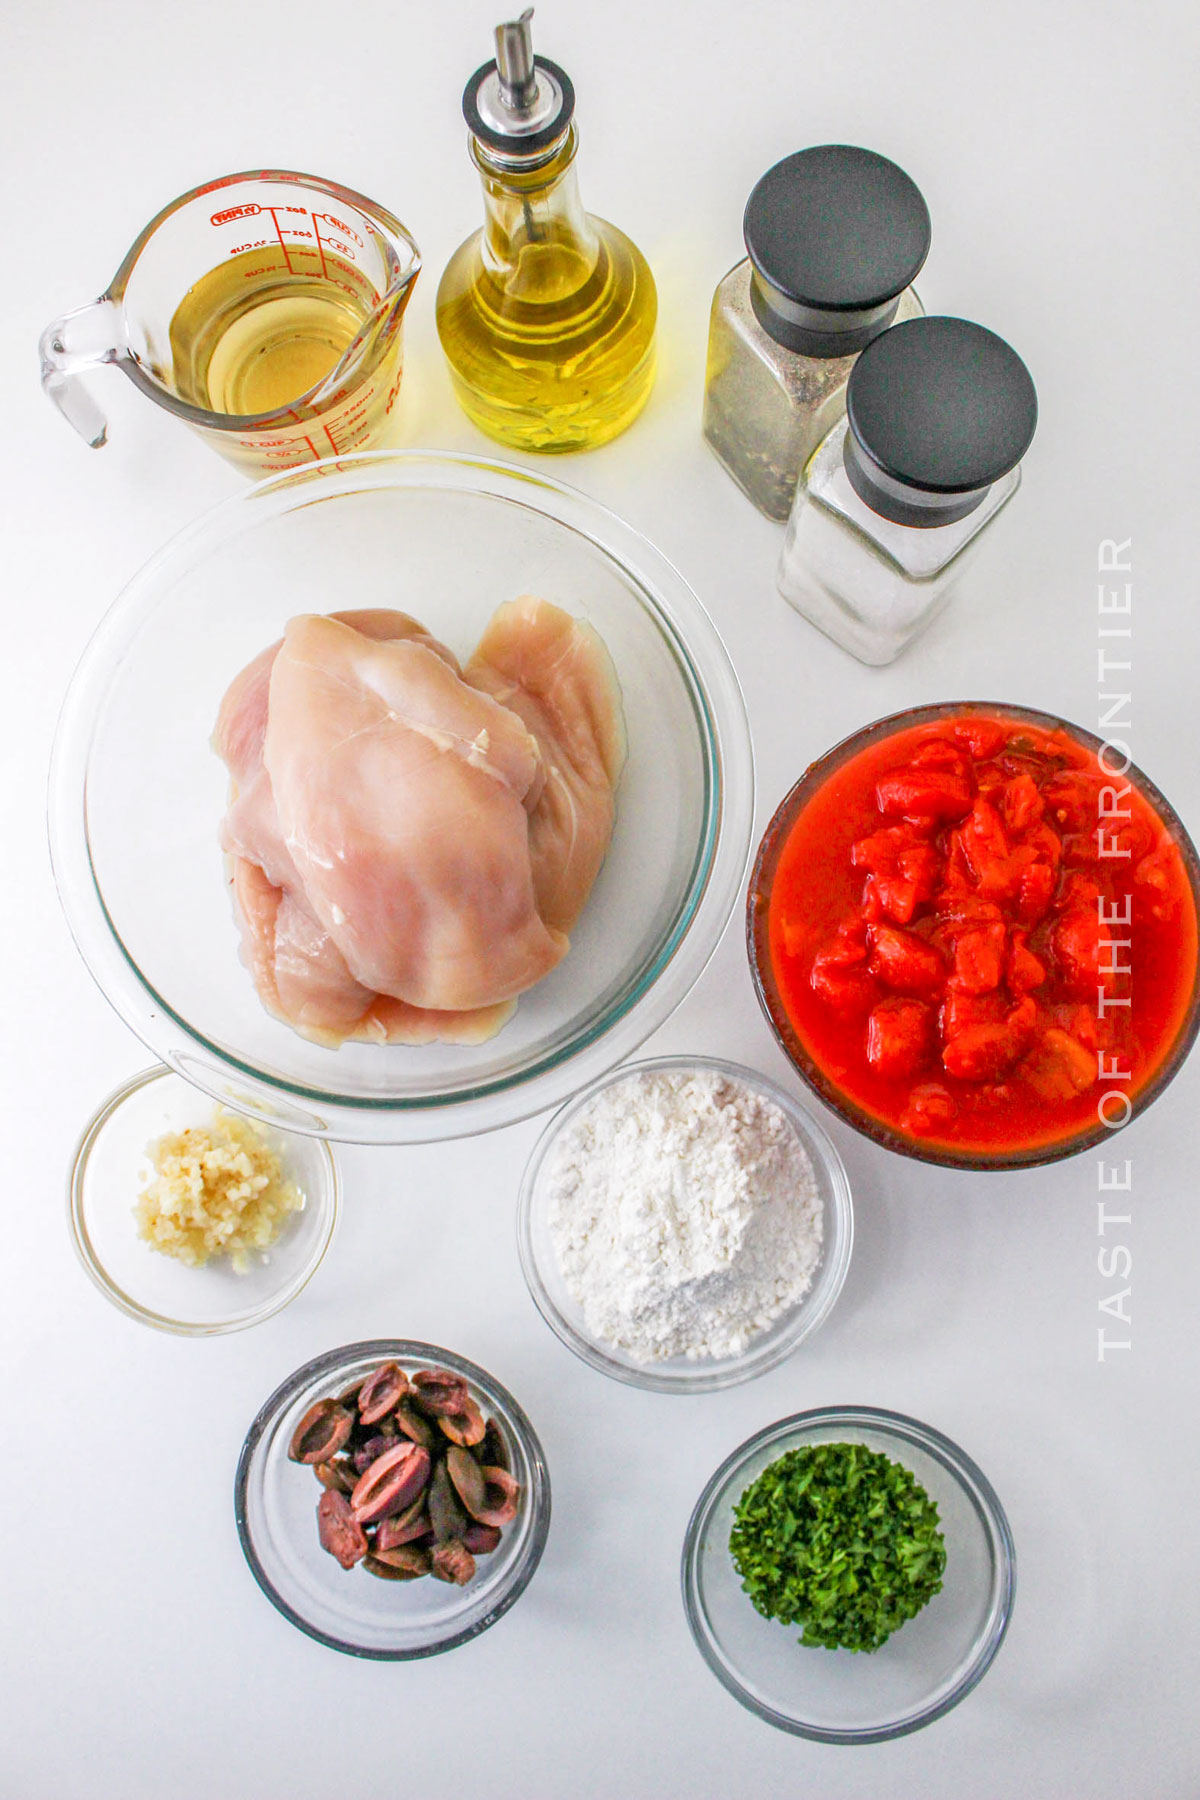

left=39, top=172, right=421, bottom=478
left=171, top=251, right=380, bottom=419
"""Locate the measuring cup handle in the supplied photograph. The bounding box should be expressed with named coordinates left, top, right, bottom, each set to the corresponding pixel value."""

left=38, top=299, right=121, bottom=448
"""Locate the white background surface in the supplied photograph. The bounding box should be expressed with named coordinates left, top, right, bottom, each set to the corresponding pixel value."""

left=4, top=1, right=1198, bottom=1793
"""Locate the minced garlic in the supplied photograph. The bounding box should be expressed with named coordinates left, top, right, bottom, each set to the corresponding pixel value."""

left=134, top=1107, right=302, bottom=1271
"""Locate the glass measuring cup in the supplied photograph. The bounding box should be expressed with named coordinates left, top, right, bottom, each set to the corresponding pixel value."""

left=39, top=170, right=421, bottom=477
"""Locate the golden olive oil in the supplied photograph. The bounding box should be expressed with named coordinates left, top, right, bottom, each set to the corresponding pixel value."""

left=437, top=216, right=657, bottom=453
left=440, top=14, right=657, bottom=455
left=169, top=251, right=378, bottom=416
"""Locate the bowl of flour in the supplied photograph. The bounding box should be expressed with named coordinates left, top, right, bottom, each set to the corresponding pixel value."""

left=516, top=1056, right=853, bottom=1392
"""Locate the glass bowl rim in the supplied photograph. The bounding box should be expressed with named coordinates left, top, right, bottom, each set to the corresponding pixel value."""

left=680, top=1402, right=1017, bottom=1744
left=233, top=1337, right=552, bottom=1659
left=516, top=1052, right=854, bottom=1393
left=747, top=699, right=1200, bottom=1171
left=66, top=1061, right=340, bottom=1335
left=48, top=449, right=754, bottom=1145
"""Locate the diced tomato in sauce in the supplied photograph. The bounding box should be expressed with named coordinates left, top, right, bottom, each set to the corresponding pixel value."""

left=766, top=714, right=1198, bottom=1154
left=867, top=998, right=932, bottom=1078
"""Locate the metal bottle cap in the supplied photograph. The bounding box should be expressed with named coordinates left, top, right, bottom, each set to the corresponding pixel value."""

left=744, top=146, right=931, bottom=358
left=463, top=9, right=576, bottom=158
left=843, top=317, right=1038, bottom=529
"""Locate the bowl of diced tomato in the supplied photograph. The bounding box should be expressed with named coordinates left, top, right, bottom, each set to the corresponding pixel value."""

left=747, top=704, right=1200, bottom=1168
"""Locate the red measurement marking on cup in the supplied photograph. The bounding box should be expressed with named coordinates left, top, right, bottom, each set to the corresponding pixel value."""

left=211, top=203, right=262, bottom=227
left=263, top=206, right=297, bottom=274
left=314, top=212, right=363, bottom=249
left=310, top=212, right=331, bottom=280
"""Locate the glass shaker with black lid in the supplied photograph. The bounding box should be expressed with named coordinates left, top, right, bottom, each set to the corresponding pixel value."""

left=703, top=145, right=931, bottom=520
left=776, top=315, right=1038, bottom=664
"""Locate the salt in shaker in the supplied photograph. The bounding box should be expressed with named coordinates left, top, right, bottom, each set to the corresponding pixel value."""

left=776, top=316, right=1038, bottom=665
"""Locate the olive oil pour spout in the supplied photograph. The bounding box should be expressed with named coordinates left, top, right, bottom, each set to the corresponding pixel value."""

left=496, top=8, right=538, bottom=111
left=469, top=6, right=571, bottom=153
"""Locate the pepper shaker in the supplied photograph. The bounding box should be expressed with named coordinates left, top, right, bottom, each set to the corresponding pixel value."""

left=703, top=146, right=931, bottom=521
left=776, top=316, right=1038, bottom=665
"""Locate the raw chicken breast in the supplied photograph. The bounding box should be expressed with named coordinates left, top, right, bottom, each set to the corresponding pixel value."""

left=218, top=610, right=516, bottom=1044
left=231, top=857, right=366, bottom=1046
left=265, top=613, right=564, bottom=1011
left=229, top=856, right=285, bottom=1019
left=229, top=856, right=515, bottom=1046
left=467, top=596, right=627, bottom=933
left=219, top=611, right=471, bottom=1041
left=358, top=993, right=516, bottom=1046
left=214, top=599, right=624, bottom=1046
left=216, top=609, right=459, bottom=898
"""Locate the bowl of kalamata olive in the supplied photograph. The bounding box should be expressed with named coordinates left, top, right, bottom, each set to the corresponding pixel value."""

left=234, top=1339, right=551, bottom=1657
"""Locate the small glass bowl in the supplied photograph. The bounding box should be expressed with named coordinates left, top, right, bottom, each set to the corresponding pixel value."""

left=516, top=1054, right=853, bottom=1393
left=235, top=1340, right=551, bottom=1658
left=681, top=1406, right=1015, bottom=1743
left=68, top=1064, right=339, bottom=1333
left=748, top=701, right=1200, bottom=1170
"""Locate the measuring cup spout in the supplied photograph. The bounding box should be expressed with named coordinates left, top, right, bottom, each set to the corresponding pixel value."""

left=308, top=247, right=422, bottom=415
left=390, top=257, right=421, bottom=322
left=366, top=253, right=422, bottom=353
left=39, top=299, right=121, bottom=448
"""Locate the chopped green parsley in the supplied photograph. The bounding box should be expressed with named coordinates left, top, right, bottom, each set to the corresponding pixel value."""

left=729, top=1441, right=946, bottom=1652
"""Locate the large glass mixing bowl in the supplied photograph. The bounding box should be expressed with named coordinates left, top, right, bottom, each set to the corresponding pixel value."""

left=49, top=453, right=753, bottom=1143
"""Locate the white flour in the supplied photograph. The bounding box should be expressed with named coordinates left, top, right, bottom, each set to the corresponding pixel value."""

left=545, top=1066, right=823, bottom=1363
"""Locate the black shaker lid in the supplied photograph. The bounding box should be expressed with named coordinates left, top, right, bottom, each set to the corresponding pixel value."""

left=843, top=316, right=1038, bottom=528
left=743, top=146, right=931, bottom=357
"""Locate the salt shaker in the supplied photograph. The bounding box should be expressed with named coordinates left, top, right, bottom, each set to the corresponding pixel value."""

left=776, top=317, right=1038, bottom=665
left=703, top=145, right=930, bottom=521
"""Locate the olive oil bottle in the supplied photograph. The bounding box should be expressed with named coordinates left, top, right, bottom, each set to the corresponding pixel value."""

left=437, top=9, right=657, bottom=453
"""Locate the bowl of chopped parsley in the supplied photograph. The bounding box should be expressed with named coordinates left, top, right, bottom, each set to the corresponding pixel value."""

left=681, top=1407, right=1014, bottom=1742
